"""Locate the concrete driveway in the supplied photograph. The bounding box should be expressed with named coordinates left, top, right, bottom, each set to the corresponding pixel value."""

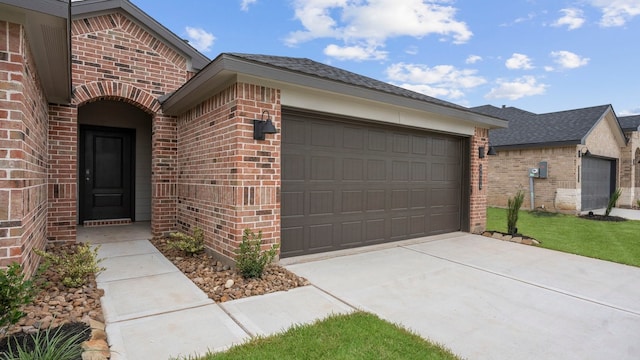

left=285, top=233, right=640, bottom=360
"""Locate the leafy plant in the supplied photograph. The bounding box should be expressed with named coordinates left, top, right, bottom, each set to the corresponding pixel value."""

left=235, top=229, right=279, bottom=278
left=0, top=263, right=36, bottom=335
left=637, top=199, right=640, bottom=209
left=168, top=227, right=204, bottom=255
left=0, top=322, right=89, bottom=360
left=35, top=243, right=104, bottom=288
left=605, top=188, right=622, bottom=217
left=507, top=190, right=525, bottom=235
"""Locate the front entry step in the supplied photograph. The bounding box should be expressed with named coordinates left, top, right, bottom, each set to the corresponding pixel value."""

left=83, top=218, right=132, bottom=227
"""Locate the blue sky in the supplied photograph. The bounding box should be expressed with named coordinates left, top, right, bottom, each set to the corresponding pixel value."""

left=128, top=0, right=640, bottom=115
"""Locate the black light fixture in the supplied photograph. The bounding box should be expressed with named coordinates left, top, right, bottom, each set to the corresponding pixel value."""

left=253, top=110, right=278, bottom=140
left=487, top=145, right=497, bottom=156
left=478, top=146, right=485, bottom=158
left=578, top=148, right=591, bottom=157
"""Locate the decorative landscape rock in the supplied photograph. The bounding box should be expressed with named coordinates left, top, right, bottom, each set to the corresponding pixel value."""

left=482, top=231, right=540, bottom=246
left=150, top=237, right=310, bottom=303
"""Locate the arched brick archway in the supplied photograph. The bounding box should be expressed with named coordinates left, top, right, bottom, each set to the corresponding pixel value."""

left=48, top=81, right=176, bottom=242
left=72, top=81, right=161, bottom=114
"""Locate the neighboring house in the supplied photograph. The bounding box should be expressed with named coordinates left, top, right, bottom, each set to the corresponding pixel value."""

left=0, top=0, right=505, bottom=275
left=619, top=114, right=640, bottom=207
left=473, top=104, right=639, bottom=213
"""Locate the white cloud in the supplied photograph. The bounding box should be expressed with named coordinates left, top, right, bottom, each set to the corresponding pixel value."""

left=485, top=76, right=547, bottom=100
left=324, top=44, right=388, bottom=61
left=386, top=62, right=486, bottom=99
left=240, top=0, right=257, bottom=11
left=465, top=55, right=482, bottom=64
left=550, top=50, right=590, bottom=69
left=405, top=46, right=419, bottom=55
left=185, top=27, right=215, bottom=52
left=286, top=0, right=472, bottom=60
left=505, top=53, right=534, bottom=70
left=591, top=0, right=640, bottom=27
left=553, top=8, right=585, bottom=30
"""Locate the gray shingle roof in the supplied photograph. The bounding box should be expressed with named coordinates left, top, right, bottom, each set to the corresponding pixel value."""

left=228, top=53, right=467, bottom=111
left=471, top=104, right=613, bottom=148
left=619, top=115, right=640, bottom=132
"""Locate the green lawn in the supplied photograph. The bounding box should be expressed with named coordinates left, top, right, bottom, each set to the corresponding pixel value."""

left=487, top=207, right=640, bottom=267
left=184, top=312, right=460, bottom=360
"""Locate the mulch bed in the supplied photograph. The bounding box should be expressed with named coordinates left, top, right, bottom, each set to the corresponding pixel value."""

left=579, top=213, right=627, bottom=222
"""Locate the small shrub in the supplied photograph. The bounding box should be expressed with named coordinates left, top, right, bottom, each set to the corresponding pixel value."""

left=235, top=229, right=279, bottom=279
left=637, top=199, right=640, bottom=209
left=605, top=188, right=622, bottom=217
left=168, top=227, right=204, bottom=255
left=0, top=263, right=36, bottom=335
left=507, top=190, right=525, bottom=235
left=0, top=323, right=89, bottom=360
left=35, top=244, right=104, bottom=288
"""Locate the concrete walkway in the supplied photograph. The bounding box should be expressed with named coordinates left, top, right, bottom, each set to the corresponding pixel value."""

left=82, top=224, right=640, bottom=359
left=81, top=223, right=352, bottom=360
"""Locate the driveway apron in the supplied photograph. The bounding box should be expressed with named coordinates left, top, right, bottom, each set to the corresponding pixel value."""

left=286, top=232, right=640, bottom=360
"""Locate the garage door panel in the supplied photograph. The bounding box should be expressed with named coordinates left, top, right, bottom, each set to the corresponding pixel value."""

left=282, top=119, right=306, bottom=145
left=366, top=190, right=386, bottom=211
left=282, top=191, right=304, bottom=217
left=311, top=156, right=334, bottom=180
left=309, top=191, right=333, bottom=215
left=343, top=127, right=364, bottom=149
left=368, top=131, right=387, bottom=151
left=343, top=158, right=364, bottom=180
left=281, top=227, right=304, bottom=255
left=340, top=221, right=363, bottom=246
left=282, top=112, right=464, bottom=257
left=308, top=224, right=334, bottom=251
left=392, top=161, right=410, bottom=180
left=391, top=189, right=409, bottom=210
left=391, top=217, right=409, bottom=238
left=341, top=190, right=364, bottom=213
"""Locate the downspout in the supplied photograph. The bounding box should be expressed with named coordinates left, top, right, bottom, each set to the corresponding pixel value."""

left=67, top=0, right=72, bottom=104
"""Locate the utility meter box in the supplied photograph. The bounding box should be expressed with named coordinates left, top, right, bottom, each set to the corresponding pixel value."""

left=538, top=161, right=548, bottom=178
left=529, top=168, right=539, bottom=178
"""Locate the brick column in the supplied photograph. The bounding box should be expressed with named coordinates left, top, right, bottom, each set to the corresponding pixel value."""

left=47, top=104, right=78, bottom=243
left=151, top=114, right=177, bottom=236
left=469, top=127, right=489, bottom=233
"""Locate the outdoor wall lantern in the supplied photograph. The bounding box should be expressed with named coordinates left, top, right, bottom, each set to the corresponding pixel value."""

left=253, top=110, right=278, bottom=140
left=479, top=144, right=497, bottom=158
left=578, top=147, right=591, bottom=158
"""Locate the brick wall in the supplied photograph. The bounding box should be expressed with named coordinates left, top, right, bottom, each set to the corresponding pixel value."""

left=0, top=22, right=49, bottom=276
left=469, top=127, right=489, bottom=233
left=488, top=146, right=578, bottom=212
left=176, top=82, right=281, bottom=264
left=46, top=12, right=194, bottom=240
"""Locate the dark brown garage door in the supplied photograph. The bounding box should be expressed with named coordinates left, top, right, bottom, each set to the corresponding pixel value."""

left=281, top=111, right=465, bottom=257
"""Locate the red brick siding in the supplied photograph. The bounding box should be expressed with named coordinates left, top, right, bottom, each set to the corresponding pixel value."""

left=0, top=22, right=49, bottom=276
left=469, top=127, right=489, bottom=233
left=177, top=83, right=281, bottom=263
left=48, top=13, right=191, bottom=241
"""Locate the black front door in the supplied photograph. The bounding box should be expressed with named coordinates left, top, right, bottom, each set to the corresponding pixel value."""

left=80, top=126, right=135, bottom=222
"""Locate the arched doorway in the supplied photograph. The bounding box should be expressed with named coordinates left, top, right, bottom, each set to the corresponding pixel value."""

left=77, top=100, right=152, bottom=225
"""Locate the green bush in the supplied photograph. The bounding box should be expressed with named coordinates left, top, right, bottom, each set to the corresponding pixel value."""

left=35, top=244, right=104, bottom=288
left=605, top=188, right=622, bottom=217
left=235, top=229, right=279, bottom=279
left=507, top=190, right=525, bottom=235
left=0, top=263, right=36, bottom=335
left=168, top=227, right=204, bottom=255
left=0, top=323, right=88, bottom=360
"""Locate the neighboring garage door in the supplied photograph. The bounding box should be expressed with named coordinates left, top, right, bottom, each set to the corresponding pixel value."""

left=581, top=156, right=615, bottom=210
left=281, top=111, right=466, bottom=257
